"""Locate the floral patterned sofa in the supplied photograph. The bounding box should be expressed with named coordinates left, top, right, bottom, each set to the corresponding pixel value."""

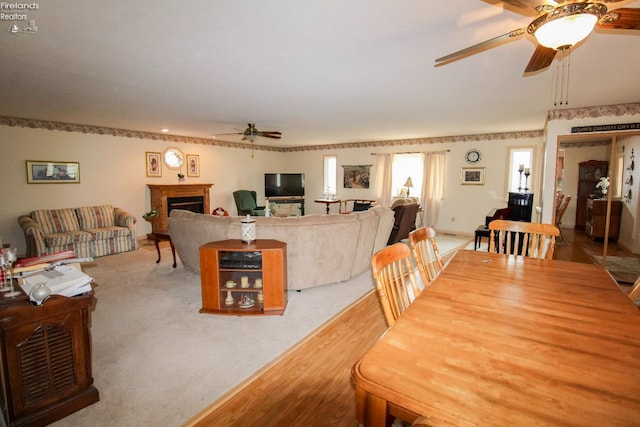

left=18, top=204, right=138, bottom=258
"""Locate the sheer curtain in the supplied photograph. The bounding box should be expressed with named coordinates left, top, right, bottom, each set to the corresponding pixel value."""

left=420, top=151, right=446, bottom=227
left=374, top=153, right=393, bottom=207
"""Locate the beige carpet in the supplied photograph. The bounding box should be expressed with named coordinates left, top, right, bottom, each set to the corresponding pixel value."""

left=46, top=235, right=469, bottom=426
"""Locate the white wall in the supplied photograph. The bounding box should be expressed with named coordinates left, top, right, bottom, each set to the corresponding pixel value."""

left=618, top=135, right=640, bottom=253
left=1, top=123, right=543, bottom=256
left=0, top=125, right=285, bottom=255
left=287, top=136, right=543, bottom=233
left=9, top=114, right=639, bottom=257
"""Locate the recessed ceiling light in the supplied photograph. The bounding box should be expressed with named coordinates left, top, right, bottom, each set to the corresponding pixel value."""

left=161, top=128, right=169, bottom=133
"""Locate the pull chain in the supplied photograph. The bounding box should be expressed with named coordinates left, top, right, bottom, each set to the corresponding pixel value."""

left=552, top=48, right=571, bottom=107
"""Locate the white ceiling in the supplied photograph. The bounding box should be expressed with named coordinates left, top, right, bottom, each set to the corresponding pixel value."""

left=1, top=0, right=639, bottom=147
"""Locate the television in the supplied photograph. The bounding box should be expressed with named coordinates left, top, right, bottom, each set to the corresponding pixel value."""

left=265, top=173, right=305, bottom=198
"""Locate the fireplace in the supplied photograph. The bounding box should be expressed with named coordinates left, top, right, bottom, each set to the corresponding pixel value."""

left=167, top=196, right=205, bottom=215
left=147, top=184, right=213, bottom=234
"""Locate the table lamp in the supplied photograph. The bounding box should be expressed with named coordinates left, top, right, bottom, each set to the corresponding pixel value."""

left=404, top=177, right=414, bottom=197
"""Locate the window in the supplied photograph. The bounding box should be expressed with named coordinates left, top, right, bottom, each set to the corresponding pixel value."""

left=507, top=147, right=534, bottom=193
left=392, top=153, right=423, bottom=199
left=323, top=155, right=337, bottom=197
left=613, top=151, right=624, bottom=198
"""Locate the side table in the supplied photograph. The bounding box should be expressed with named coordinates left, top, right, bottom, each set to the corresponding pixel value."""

left=314, top=198, right=341, bottom=214
left=152, top=232, right=177, bottom=268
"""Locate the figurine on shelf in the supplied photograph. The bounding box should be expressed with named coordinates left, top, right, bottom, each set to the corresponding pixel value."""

left=238, top=293, right=255, bottom=308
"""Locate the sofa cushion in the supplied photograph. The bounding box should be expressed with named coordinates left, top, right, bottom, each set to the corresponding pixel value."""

left=86, top=226, right=133, bottom=240
left=44, top=230, right=93, bottom=247
left=32, top=208, right=80, bottom=234
left=76, top=205, right=115, bottom=230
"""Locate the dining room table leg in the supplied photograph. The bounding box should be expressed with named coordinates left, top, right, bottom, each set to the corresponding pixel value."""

left=357, top=388, right=394, bottom=427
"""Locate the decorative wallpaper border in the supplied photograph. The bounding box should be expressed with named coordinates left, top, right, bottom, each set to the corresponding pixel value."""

left=0, top=116, right=285, bottom=153
left=9, top=105, right=638, bottom=152
left=547, top=102, right=640, bottom=121
left=285, top=130, right=544, bottom=152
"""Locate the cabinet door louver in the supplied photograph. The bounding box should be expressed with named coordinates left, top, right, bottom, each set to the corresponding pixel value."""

left=17, top=325, right=77, bottom=406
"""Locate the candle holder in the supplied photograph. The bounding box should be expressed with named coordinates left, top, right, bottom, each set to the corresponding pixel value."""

left=241, top=215, right=256, bottom=244
left=517, top=170, right=524, bottom=191
left=524, top=170, right=531, bottom=191
left=1, top=248, right=20, bottom=298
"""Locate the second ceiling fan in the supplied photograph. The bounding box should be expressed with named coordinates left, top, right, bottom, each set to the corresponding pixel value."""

left=435, top=0, right=640, bottom=73
left=216, top=123, right=282, bottom=142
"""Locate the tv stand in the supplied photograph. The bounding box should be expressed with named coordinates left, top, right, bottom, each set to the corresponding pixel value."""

left=265, top=196, right=305, bottom=216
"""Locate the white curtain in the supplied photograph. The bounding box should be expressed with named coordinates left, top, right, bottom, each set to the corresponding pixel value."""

left=420, top=151, right=446, bottom=227
left=374, top=153, right=393, bottom=207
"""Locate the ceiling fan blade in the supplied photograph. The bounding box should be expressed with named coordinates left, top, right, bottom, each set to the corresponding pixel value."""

left=499, top=0, right=555, bottom=15
left=598, top=8, right=640, bottom=30
left=259, top=133, right=282, bottom=139
left=435, top=28, right=525, bottom=66
left=215, top=132, right=243, bottom=136
left=524, top=44, right=557, bottom=73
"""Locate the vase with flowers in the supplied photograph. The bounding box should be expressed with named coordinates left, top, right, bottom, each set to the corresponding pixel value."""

left=596, top=176, right=609, bottom=198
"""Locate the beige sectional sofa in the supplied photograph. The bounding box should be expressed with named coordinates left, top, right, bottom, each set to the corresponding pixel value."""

left=168, top=206, right=394, bottom=290
left=18, top=204, right=139, bottom=258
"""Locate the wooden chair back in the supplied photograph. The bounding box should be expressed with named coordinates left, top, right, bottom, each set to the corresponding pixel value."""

left=371, top=243, right=423, bottom=326
left=409, top=226, right=444, bottom=284
left=489, top=220, right=560, bottom=260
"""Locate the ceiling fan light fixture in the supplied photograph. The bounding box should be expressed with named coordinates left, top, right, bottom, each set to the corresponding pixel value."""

left=528, top=3, right=607, bottom=50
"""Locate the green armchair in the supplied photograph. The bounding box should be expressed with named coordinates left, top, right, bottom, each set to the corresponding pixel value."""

left=233, top=190, right=266, bottom=216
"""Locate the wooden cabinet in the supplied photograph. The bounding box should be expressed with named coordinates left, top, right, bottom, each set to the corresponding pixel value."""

left=507, top=192, right=534, bottom=222
left=199, top=239, right=288, bottom=315
left=586, top=199, right=622, bottom=240
left=0, top=291, right=98, bottom=426
left=575, top=160, right=608, bottom=229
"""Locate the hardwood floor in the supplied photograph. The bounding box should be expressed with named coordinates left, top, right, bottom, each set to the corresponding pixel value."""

left=183, top=291, right=387, bottom=427
left=554, top=227, right=639, bottom=264
left=183, top=231, right=638, bottom=427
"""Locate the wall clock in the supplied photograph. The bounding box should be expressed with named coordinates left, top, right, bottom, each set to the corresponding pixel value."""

left=465, top=149, right=481, bottom=164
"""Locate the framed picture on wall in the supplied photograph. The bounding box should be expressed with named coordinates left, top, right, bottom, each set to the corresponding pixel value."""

left=26, top=160, right=80, bottom=183
left=186, top=154, right=200, bottom=177
left=461, top=167, right=485, bottom=185
left=343, top=165, right=371, bottom=188
left=146, top=152, right=162, bottom=177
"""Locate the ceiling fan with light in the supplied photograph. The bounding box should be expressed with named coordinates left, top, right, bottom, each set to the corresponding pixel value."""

left=435, top=0, right=640, bottom=73
left=215, top=123, right=282, bottom=142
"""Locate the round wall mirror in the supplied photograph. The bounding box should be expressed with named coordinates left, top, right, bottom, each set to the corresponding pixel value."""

left=163, top=148, right=184, bottom=169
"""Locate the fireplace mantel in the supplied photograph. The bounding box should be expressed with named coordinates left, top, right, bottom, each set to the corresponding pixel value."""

left=147, top=184, right=213, bottom=234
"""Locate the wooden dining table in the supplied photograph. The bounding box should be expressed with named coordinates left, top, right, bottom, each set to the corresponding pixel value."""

left=352, top=249, right=640, bottom=427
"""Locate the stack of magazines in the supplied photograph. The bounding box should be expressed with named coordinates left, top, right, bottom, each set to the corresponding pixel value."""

left=21, top=265, right=93, bottom=300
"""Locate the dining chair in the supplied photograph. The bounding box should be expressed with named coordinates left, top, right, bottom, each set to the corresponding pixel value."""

left=489, top=219, right=560, bottom=260
left=628, top=276, right=640, bottom=304
left=409, top=226, right=444, bottom=284
left=371, top=243, right=423, bottom=326
left=555, top=195, right=572, bottom=246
